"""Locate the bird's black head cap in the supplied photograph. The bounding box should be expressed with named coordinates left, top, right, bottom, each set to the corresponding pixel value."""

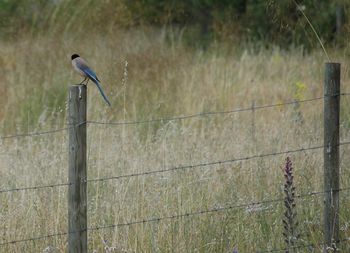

left=71, top=54, right=80, bottom=60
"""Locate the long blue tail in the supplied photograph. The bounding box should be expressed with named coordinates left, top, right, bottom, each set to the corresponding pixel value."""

left=93, top=80, right=111, bottom=106
left=83, top=68, right=111, bottom=106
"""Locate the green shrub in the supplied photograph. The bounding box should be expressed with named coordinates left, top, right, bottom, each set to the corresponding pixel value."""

left=1, top=0, right=348, bottom=48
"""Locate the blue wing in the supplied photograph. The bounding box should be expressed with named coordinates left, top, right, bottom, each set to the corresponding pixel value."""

left=81, top=67, right=111, bottom=106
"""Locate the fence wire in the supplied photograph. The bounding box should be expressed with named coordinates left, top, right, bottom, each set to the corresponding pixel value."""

left=1, top=187, right=349, bottom=247
left=87, top=96, right=326, bottom=126
left=87, top=140, right=350, bottom=183
left=0, top=121, right=87, bottom=140
left=3, top=94, right=347, bottom=140
left=0, top=127, right=69, bottom=140
left=1, top=141, right=350, bottom=194
left=87, top=92, right=350, bottom=126
left=0, top=182, right=71, bottom=194
left=1, top=93, right=350, bottom=249
left=2, top=93, right=350, bottom=140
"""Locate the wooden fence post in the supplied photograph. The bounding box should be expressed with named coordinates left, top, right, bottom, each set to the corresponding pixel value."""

left=324, top=63, right=340, bottom=251
left=68, top=85, right=87, bottom=253
left=336, top=5, right=344, bottom=36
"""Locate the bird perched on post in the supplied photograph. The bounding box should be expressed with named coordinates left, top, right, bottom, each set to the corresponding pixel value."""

left=71, top=54, right=111, bottom=106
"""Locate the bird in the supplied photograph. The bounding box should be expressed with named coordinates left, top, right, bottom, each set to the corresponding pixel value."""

left=71, top=54, right=111, bottom=106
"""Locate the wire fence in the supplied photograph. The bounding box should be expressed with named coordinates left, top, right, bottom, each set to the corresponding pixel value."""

left=1, top=140, right=350, bottom=194
left=2, top=93, right=349, bottom=140
left=1, top=92, right=350, bottom=251
left=87, top=96, right=326, bottom=126
left=1, top=187, right=349, bottom=248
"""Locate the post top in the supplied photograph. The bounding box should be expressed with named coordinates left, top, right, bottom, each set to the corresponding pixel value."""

left=325, top=62, right=341, bottom=66
left=70, top=84, right=87, bottom=87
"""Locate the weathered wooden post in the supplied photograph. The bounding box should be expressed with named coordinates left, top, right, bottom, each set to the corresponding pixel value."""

left=68, top=85, right=87, bottom=253
left=336, top=5, right=344, bottom=36
left=324, top=63, right=340, bottom=251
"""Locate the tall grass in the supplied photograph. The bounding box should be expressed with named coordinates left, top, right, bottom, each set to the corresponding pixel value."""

left=1, top=27, right=350, bottom=252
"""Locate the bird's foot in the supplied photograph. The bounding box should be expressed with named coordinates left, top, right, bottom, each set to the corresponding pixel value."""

left=80, top=77, right=87, bottom=85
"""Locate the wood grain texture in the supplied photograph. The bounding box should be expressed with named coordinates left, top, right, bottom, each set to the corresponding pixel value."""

left=323, top=63, right=340, bottom=251
left=68, top=85, right=87, bottom=253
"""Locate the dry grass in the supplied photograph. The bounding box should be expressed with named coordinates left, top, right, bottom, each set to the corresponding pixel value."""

left=1, top=27, right=350, bottom=252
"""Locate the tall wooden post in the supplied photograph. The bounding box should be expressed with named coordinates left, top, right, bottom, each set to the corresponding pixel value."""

left=336, top=5, right=344, bottom=36
left=324, top=63, right=340, bottom=251
left=68, top=85, right=87, bottom=253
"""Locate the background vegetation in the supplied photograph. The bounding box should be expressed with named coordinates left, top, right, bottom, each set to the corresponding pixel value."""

left=1, top=0, right=350, bottom=252
left=1, top=0, right=349, bottom=46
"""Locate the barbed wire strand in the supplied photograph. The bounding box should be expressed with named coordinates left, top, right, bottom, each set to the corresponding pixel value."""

left=0, top=121, right=87, bottom=140
left=3, top=92, right=350, bottom=140
left=87, top=93, right=350, bottom=126
left=1, top=141, right=350, bottom=194
left=87, top=96, right=326, bottom=126
left=1, top=187, right=350, bottom=246
left=87, top=141, right=350, bottom=184
left=88, top=187, right=350, bottom=231
left=2, top=93, right=350, bottom=139
left=0, top=182, right=72, bottom=194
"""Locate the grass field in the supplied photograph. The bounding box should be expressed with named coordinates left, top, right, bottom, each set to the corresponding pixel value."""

left=1, top=27, right=350, bottom=252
